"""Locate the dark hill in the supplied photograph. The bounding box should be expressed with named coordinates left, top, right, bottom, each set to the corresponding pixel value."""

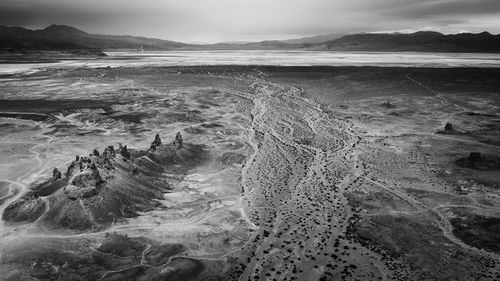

left=1, top=25, right=499, bottom=53
left=194, top=31, right=500, bottom=52
left=41, top=24, right=89, bottom=36
left=320, top=31, right=500, bottom=53
left=0, top=25, right=190, bottom=55
left=0, top=25, right=103, bottom=55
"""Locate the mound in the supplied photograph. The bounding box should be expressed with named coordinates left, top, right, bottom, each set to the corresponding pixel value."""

left=436, top=122, right=462, bottom=135
left=2, top=133, right=210, bottom=231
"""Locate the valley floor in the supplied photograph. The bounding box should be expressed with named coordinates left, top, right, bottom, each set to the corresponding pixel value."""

left=0, top=66, right=499, bottom=280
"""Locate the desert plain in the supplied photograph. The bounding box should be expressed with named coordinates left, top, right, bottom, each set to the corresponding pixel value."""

left=0, top=64, right=499, bottom=281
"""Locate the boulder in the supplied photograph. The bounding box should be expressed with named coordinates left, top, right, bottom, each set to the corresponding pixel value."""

left=64, top=159, right=105, bottom=200
left=150, top=142, right=157, bottom=151
left=437, top=122, right=461, bottom=135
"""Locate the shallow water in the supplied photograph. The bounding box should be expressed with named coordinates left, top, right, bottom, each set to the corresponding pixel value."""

left=1, top=50, right=500, bottom=75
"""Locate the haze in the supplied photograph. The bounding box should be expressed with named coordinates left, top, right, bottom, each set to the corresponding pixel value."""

left=1, top=0, right=500, bottom=43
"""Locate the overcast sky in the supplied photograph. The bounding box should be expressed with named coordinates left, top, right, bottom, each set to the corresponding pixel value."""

left=1, top=0, right=500, bottom=43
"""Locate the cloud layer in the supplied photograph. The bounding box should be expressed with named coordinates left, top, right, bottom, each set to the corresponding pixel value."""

left=1, top=0, right=499, bottom=42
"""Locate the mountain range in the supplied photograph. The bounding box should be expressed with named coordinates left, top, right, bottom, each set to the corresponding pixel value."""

left=1, top=24, right=500, bottom=54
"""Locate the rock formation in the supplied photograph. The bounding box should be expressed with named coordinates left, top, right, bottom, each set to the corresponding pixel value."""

left=173, top=132, right=183, bottom=149
left=52, top=168, right=62, bottom=181
left=381, top=100, right=395, bottom=108
left=154, top=133, right=162, bottom=146
left=120, top=145, right=131, bottom=159
left=437, top=122, right=461, bottom=135
left=150, top=133, right=162, bottom=151
left=444, top=122, right=454, bottom=131
left=64, top=155, right=106, bottom=200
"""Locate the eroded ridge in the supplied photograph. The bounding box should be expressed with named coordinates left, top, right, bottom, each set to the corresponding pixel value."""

left=1, top=132, right=205, bottom=231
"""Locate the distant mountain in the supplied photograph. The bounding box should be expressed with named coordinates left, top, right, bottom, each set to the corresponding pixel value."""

left=41, top=24, right=88, bottom=36
left=0, top=25, right=104, bottom=55
left=0, top=25, right=190, bottom=55
left=216, top=33, right=346, bottom=45
left=1, top=25, right=499, bottom=54
left=201, top=31, right=500, bottom=52
left=281, top=32, right=346, bottom=44
left=217, top=40, right=252, bottom=45
left=318, top=31, right=500, bottom=53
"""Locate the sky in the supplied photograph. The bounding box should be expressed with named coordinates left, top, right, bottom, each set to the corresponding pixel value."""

left=1, top=0, right=500, bottom=43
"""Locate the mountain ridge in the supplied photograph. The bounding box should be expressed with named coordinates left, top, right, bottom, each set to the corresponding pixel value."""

left=0, top=25, right=189, bottom=54
left=1, top=25, right=500, bottom=53
left=318, top=31, right=500, bottom=52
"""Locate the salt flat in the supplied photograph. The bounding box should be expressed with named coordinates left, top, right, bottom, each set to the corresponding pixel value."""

left=2, top=51, right=500, bottom=76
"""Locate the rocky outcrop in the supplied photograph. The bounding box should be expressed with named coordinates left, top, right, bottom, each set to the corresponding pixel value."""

left=120, top=145, right=131, bottom=160
left=103, top=145, right=115, bottom=156
left=3, top=132, right=207, bottom=230
left=1, top=191, right=47, bottom=222
left=150, top=133, right=162, bottom=151
left=52, top=168, right=62, bottom=181
left=63, top=155, right=106, bottom=200
left=437, top=122, right=461, bottom=135
left=381, top=101, right=395, bottom=108
left=173, top=132, right=183, bottom=149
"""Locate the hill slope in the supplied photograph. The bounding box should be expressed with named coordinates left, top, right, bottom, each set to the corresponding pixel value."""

left=0, top=25, right=189, bottom=54
left=1, top=25, right=500, bottom=53
left=319, top=31, right=500, bottom=53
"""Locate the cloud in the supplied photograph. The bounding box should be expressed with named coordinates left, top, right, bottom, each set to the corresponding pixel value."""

left=380, top=0, right=500, bottom=18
